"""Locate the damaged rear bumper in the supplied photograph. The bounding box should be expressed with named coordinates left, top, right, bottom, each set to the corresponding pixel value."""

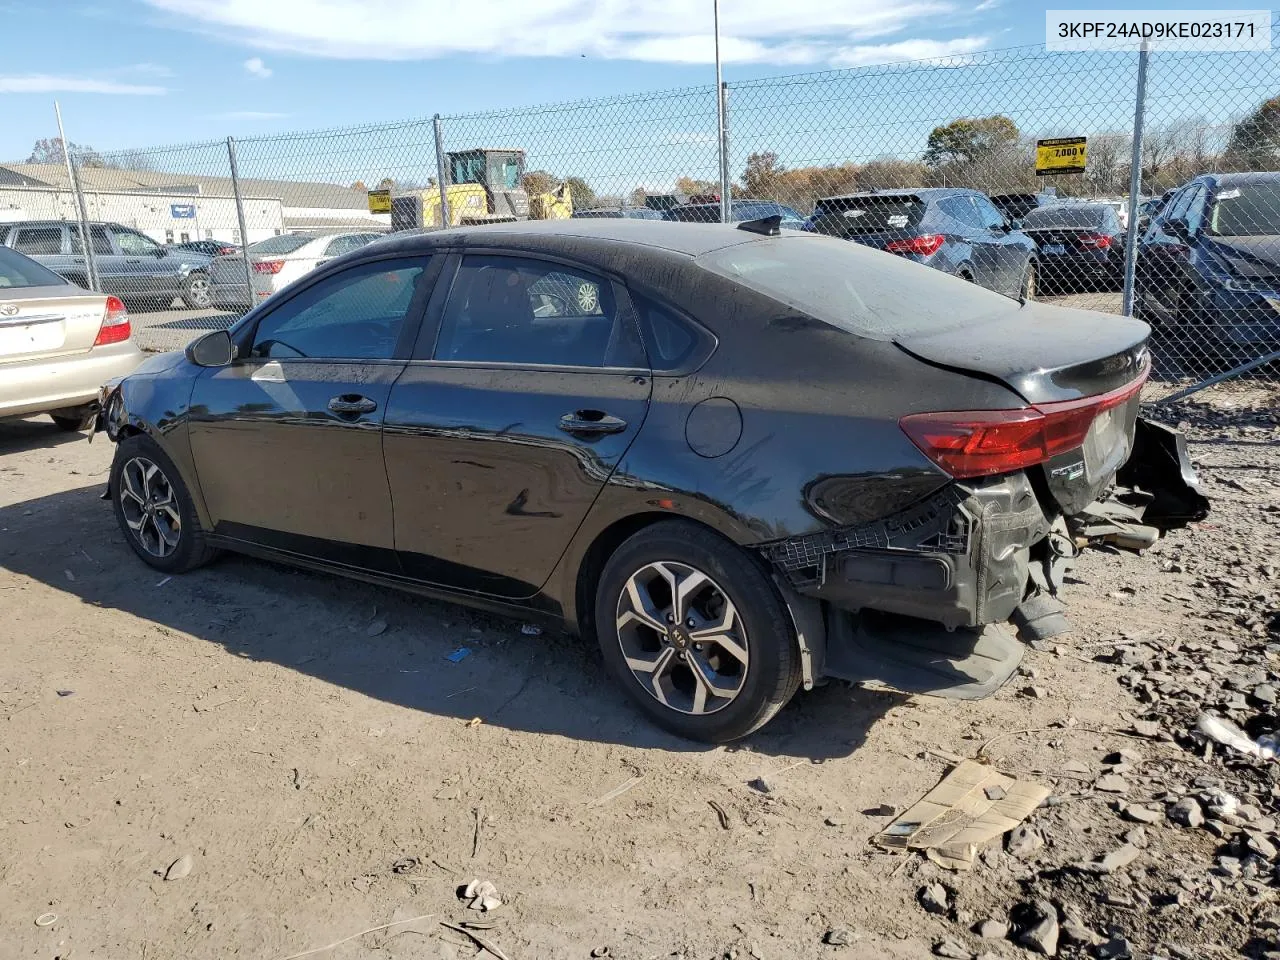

left=760, top=416, right=1207, bottom=697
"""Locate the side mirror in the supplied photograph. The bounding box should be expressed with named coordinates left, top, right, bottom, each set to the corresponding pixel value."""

left=186, top=329, right=233, bottom=367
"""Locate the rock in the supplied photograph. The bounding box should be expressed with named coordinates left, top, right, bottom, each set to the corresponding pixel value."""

left=1121, top=804, right=1161, bottom=824
left=1094, top=844, right=1141, bottom=874
left=1020, top=686, right=1048, bottom=700
left=1096, top=937, right=1133, bottom=959
left=1094, top=775, right=1129, bottom=794
left=1204, top=788, right=1240, bottom=819
left=1016, top=899, right=1059, bottom=956
left=919, top=883, right=950, bottom=915
left=824, top=816, right=847, bottom=827
left=164, top=854, right=193, bottom=881
left=1104, top=749, right=1143, bottom=765
left=1006, top=824, right=1045, bottom=859
left=365, top=618, right=388, bottom=637
left=1216, top=856, right=1243, bottom=878
left=866, top=803, right=896, bottom=817
left=1169, top=797, right=1204, bottom=828
left=750, top=777, right=773, bottom=795
left=984, top=785, right=1007, bottom=801
left=1062, top=759, right=1092, bottom=775
left=823, top=928, right=853, bottom=947
left=1131, top=719, right=1161, bottom=738
left=1059, top=915, right=1097, bottom=947
left=974, top=920, right=1008, bottom=939
left=1253, top=684, right=1278, bottom=705
left=1124, top=827, right=1148, bottom=849
left=933, top=939, right=973, bottom=959
left=1248, top=833, right=1278, bottom=860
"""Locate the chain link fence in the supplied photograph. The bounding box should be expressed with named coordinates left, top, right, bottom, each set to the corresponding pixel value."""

left=3, top=29, right=1279, bottom=398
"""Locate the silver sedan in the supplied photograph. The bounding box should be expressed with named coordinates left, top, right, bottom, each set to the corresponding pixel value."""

left=0, top=244, right=144, bottom=430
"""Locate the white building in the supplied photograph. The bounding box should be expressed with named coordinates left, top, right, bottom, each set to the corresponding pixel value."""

left=0, top=163, right=389, bottom=245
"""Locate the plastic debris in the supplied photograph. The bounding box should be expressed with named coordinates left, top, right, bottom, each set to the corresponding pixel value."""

left=34, top=913, right=57, bottom=927
left=445, top=647, right=472, bottom=663
left=1196, top=712, right=1276, bottom=761
left=463, top=878, right=502, bottom=912
left=520, top=623, right=543, bottom=636
left=164, top=853, right=193, bottom=881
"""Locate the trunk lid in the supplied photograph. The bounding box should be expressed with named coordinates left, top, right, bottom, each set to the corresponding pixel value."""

left=895, top=301, right=1151, bottom=515
left=811, top=195, right=926, bottom=243
left=0, top=287, right=108, bottom=364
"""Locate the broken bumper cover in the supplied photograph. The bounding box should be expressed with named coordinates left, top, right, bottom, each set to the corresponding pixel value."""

left=760, top=471, right=1051, bottom=632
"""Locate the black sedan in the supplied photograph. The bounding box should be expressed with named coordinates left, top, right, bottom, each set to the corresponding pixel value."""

left=1019, top=203, right=1125, bottom=293
left=173, top=239, right=241, bottom=257
left=96, top=218, right=1185, bottom=742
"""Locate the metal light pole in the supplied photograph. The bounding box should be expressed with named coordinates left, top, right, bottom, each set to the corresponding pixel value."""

left=1121, top=40, right=1151, bottom=318
left=713, top=0, right=731, bottom=223
left=55, top=101, right=99, bottom=292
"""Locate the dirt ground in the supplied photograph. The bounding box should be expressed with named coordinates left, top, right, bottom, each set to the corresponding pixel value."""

left=1, top=384, right=1278, bottom=960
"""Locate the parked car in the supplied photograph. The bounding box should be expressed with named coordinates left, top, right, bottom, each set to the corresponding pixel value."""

left=1019, top=203, right=1125, bottom=293
left=1136, top=172, right=1280, bottom=352
left=667, top=200, right=806, bottom=228
left=0, top=220, right=214, bottom=309
left=95, top=218, right=1189, bottom=742
left=809, top=189, right=1038, bottom=299
left=989, top=192, right=1058, bottom=227
left=572, top=208, right=666, bottom=220
left=0, top=243, right=142, bottom=430
left=208, top=232, right=383, bottom=307
left=174, top=239, right=240, bottom=257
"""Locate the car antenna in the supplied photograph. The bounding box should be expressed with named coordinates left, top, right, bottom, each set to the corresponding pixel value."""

left=737, top=214, right=781, bottom=237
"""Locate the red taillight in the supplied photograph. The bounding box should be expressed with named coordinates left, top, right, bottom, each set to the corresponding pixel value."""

left=885, top=233, right=945, bottom=257
left=94, top=296, right=130, bottom=346
left=253, top=260, right=285, bottom=274
left=899, top=371, right=1148, bottom=478
left=1078, top=232, right=1113, bottom=249
left=218, top=246, right=236, bottom=255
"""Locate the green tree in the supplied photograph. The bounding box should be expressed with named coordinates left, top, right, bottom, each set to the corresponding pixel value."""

left=741, top=151, right=784, bottom=198
left=522, top=170, right=559, bottom=195
left=923, top=115, right=1020, bottom=167
left=1226, top=96, right=1280, bottom=170
left=563, top=175, right=596, bottom=208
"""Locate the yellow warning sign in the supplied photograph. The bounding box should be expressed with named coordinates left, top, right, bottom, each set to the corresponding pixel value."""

left=367, top=188, right=392, bottom=214
left=1035, top=137, right=1087, bottom=176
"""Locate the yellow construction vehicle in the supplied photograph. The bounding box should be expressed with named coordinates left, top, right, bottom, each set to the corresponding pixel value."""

left=388, top=148, right=572, bottom=231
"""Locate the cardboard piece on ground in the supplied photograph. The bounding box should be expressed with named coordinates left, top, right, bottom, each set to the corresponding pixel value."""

left=875, top=759, right=1050, bottom=870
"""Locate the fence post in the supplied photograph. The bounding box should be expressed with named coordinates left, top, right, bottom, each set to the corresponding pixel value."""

left=713, top=0, right=730, bottom=223
left=718, top=82, right=732, bottom=221
left=226, top=136, right=255, bottom=305
left=55, top=101, right=99, bottom=292
left=433, top=115, right=451, bottom=228
left=1121, top=40, right=1151, bottom=318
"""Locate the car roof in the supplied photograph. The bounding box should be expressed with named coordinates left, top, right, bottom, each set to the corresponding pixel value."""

left=371, top=218, right=762, bottom=259
left=1207, top=171, right=1280, bottom=187
left=817, top=188, right=977, bottom=202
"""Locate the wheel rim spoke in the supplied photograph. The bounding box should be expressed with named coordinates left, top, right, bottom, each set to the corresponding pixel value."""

left=672, top=569, right=709, bottom=622
left=118, top=456, right=182, bottom=559
left=618, top=577, right=667, bottom=633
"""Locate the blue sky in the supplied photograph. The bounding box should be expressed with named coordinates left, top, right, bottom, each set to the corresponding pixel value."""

left=0, top=0, right=1249, bottom=160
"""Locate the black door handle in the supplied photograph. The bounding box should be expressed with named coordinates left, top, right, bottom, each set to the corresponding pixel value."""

left=125, top=258, right=142, bottom=264
left=328, top=394, right=378, bottom=415
left=559, top=410, right=627, bottom=436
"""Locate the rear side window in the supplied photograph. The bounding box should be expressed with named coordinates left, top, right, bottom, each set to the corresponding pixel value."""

left=698, top=235, right=1017, bottom=341
left=811, top=196, right=925, bottom=235
left=12, top=226, right=63, bottom=256
left=631, top=294, right=712, bottom=372
left=0, top=244, right=69, bottom=288
left=249, top=234, right=316, bottom=256
left=937, top=196, right=982, bottom=228
left=70, top=224, right=114, bottom=256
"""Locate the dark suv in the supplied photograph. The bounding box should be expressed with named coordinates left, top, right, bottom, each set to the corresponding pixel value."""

left=0, top=220, right=214, bottom=309
left=1137, top=171, right=1280, bottom=352
left=809, top=188, right=1038, bottom=299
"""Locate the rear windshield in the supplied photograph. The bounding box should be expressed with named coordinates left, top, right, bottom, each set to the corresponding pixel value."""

left=0, top=244, right=70, bottom=289
left=810, top=196, right=925, bottom=235
left=1208, top=182, right=1280, bottom=236
left=667, top=205, right=721, bottom=223
left=1022, top=206, right=1107, bottom=228
left=248, top=234, right=316, bottom=255
left=697, top=234, right=1015, bottom=341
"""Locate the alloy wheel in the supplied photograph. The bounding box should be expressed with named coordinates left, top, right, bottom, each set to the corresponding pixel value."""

left=186, top=275, right=212, bottom=308
left=615, top=560, right=749, bottom=715
left=118, top=456, right=182, bottom=558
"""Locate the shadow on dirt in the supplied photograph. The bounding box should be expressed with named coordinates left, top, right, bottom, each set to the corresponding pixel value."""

left=0, top=480, right=903, bottom=761
left=0, top=418, right=94, bottom=455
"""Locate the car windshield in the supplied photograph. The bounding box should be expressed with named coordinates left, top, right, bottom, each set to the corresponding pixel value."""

left=1022, top=206, right=1107, bottom=229
left=1208, top=183, right=1280, bottom=236
left=811, top=196, right=925, bottom=234
left=698, top=235, right=1015, bottom=341
left=248, top=234, right=316, bottom=255
left=0, top=244, right=69, bottom=289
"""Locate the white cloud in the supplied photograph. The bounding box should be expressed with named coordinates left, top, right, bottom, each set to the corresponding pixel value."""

left=243, top=56, right=273, bottom=78
left=974, top=0, right=1000, bottom=10
left=829, top=35, right=991, bottom=68
left=141, top=0, right=983, bottom=67
left=124, top=62, right=175, bottom=77
left=0, top=75, right=165, bottom=94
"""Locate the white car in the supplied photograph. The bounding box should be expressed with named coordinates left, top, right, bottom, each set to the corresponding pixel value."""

left=208, top=232, right=384, bottom=308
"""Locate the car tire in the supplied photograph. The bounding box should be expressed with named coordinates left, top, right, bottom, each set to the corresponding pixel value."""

left=593, top=519, right=801, bottom=743
left=110, top=433, right=216, bottom=574
left=180, top=272, right=213, bottom=309
left=49, top=407, right=95, bottom=432
left=1020, top=261, right=1037, bottom=301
